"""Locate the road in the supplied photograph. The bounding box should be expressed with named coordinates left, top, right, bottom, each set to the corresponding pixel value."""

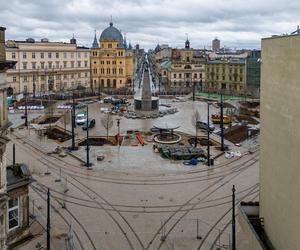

left=6, top=123, right=259, bottom=250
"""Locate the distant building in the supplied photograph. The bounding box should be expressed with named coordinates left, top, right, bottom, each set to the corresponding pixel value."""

left=156, top=40, right=206, bottom=93
left=239, top=34, right=300, bottom=250
left=212, top=38, right=220, bottom=52
left=205, top=58, right=246, bottom=95
left=246, top=50, right=261, bottom=98
left=5, top=37, right=90, bottom=95
left=90, top=21, right=133, bottom=91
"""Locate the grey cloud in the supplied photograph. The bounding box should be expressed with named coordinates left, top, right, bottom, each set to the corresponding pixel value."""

left=1, top=0, right=300, bottom=49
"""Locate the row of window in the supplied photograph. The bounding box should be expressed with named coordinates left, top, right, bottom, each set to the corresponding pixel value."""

left=18, top=61, right=89, bottom=70
left=207, top=74, right=244, bottom=82
left=93, top=78, right=122, bottom=87
left=96, top=60, right=122, bottom=65
left=173, top=73, right=202, bottom=79
left=93, top=68, right=124, bottom=75
left=12, top=72, right=89, bottom=82
left=207, top=67, right=244, bottom=74
left=11, top=51, right=89, bottom=60
left=91, top=51, right=124, bottom=57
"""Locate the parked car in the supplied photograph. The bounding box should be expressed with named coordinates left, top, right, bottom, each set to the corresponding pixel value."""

left=82, top=119, right=96, bottom=130
left=76, top=112, right=87, bottom=125
left=196, top=121, right=215, bottom=131
left=103, top=96, right=115, bottom=103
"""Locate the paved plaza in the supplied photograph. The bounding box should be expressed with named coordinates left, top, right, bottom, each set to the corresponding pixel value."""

left=5, top=93, right=260, bottom=250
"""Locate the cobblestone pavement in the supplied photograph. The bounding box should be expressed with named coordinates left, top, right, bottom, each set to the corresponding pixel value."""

left=7, top=98, right=259, bottom=250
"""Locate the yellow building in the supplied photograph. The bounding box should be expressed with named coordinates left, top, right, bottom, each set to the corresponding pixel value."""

left=205, top=58, right=246, bottom=95
left=91, top=22, right=133, bottom=91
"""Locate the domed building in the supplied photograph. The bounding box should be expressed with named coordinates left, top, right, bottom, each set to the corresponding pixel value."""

left=91, top=21, right=133, bottom=91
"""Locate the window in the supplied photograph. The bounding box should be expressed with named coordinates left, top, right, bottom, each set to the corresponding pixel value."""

left=41, top=62, right=45, bottom=69
left=32, top=62, right=36, bottom=69
left=33, top=75, right=37, bottom=81
left=48, top=62, right=52, bottom=69
left=108, top=44, right=112, bottom=48
left=56, top=52, right=59, bottom=58
left=63, top=61, right=67, bottom=68
left=112, top=68, right=116, bottom=74
left=71, top=74, right=74, bottom=79
left=71, top=52, right=74, bottom=58
left=106, top=60, right=110, bottom=65
left=107, top=68, right=111, bottom=74
left=174, top=74, right=177, bottom=78
left=64, top=74, right=67, bottom=79
left=78, top=52, right=81, bottom=58
left=187, top=56, right=190, bottom=62
left=12, top=52, right=16, bottom=59
left=85, top=52, right=88, bottom=58
left=32, top=52, right=35, bottom=59
left=194, top=73, right=197, bottom=78
left=13, top=76, right=17, bottom=82
left=93, top=68, right=97, bottom=74
left=56, top=75, right=61, bottom=80
left=23, top=52, right=27, bottom=59
left=85, top=72, right=88, bottom=77
left=48, top=52, right=52, bottom=59
left=84, top=61, right=88, bottom=67
left=64, top=52, right=67, bottom=58
left=71, top=61, right=74, bottom=68
left=41, top=75, right=45, bottom=81
left=78, top=61, right=81, bottom=67
left=22, top=62, right=27, bottom=70
left=23, top=76, right=28, bottom=82
left=78, top=73, right=81, bottom=78
left=119, top=68, right=123, bottom=75
left=179, top=73, right=182, bottom=78
left=40, top=52, right=44, bottom=59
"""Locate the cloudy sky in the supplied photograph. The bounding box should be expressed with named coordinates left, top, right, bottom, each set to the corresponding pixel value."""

left=1, top=0, right=299, bottom=50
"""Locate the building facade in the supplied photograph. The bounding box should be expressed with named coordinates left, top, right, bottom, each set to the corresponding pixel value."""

left=239, top=34, right=300, bottom=250
left=156, top=40, right=206, bottom=92
left=246, top=50, right=261, bottom=98
left=5, top=37, right=90, bottom=95
left=90, top=22, right=133, bottom=91
left=205, top=58, right=247, bottom=95
left=0, top=26, right=15, bottom=250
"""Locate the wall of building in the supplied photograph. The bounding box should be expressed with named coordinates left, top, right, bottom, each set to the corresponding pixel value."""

left=5, top=41, right=90, bottom=94
left=91, top=40, right=133, bottom=90
left=260, top=34, right=300, bottom=250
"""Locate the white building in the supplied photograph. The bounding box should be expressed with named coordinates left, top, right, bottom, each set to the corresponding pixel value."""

left=5, top=37, right=90, bottom=95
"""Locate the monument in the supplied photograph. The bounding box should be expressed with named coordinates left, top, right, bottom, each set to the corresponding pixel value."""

left=134, top=55, right=159, bottom=111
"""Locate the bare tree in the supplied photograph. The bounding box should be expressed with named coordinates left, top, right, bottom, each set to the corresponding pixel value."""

left=191, top=110, right=201, bottom=147
left=101, top=113, right=113, bottom=140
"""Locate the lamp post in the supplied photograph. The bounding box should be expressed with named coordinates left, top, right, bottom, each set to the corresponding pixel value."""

left=220, top=91, right=225, bottom=151
left=192, top=81, right=196, bottom=101
left=117, top=118, right=121, bottom=148
left=70, top=91, right=76, bottom=150
left=24, top=88, right=28, bottom=127
left=86, top=105, right=91, bottom=168
left=232, top=185, right=236, bottom=250
left=207, top=101, right=211, bottom=166
left=33, top=74, right=36, bottom=98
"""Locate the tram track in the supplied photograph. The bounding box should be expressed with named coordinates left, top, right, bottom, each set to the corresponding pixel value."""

left=146, top=158, right=258, bottom=249
left=11, top=133, right=144, bottom=250
left=10, top=132, right=259, bottom=186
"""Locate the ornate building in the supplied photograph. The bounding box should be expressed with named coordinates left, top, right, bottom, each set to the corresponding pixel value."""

left=90, top=22, right=133, bottom=91
left=5, top=37, right=90, bottom=95
left=156, top=40, right=206, bottom=92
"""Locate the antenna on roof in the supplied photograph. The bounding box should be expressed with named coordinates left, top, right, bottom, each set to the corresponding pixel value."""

left=185, top=33, right=189, bottom=40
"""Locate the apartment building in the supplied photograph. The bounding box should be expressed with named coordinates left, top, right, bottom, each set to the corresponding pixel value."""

left=5, top=37, right=90, bottom=95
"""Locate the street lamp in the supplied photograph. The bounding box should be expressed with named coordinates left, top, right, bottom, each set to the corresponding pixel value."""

left=207, top=101, right=211, bottom=166
left=86, top=105, right=91, bottom=168
left=116, top=118, right=121, bottom=148
left=220, top=91, right=225, bottom=151
left=24, top=88, right=28, bottom=127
